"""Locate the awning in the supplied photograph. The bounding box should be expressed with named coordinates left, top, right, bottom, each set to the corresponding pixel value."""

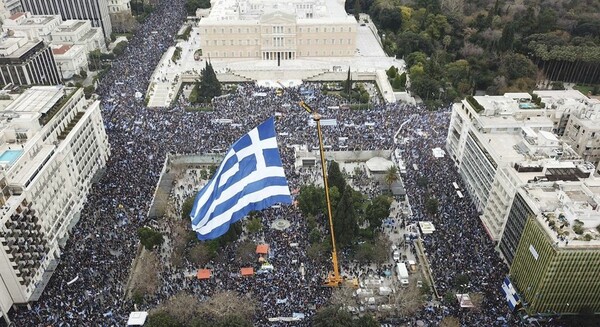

left=196, top=269, right=211, bottom=280
left=256, top=244, right=269, bottom=254
left=241, top=267, right=254, bottom=276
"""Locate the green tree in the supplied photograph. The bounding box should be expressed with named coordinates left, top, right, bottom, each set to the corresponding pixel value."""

left=445, top=59, right=470, bottom=88
left=386, top=65, right=398, bottom=78
left=384, top=166, right=399, bottom=188
left=182, top=196, right=195, bottom=220
left=137, top=227, right=164, bottom=250
left=364, top=195, right=392, bottom=230
left=354, top=242, right=375, bottom=263
left=392, top=75, right=404, bottom=89
left=195, top=61, right=222, bottom=104
left=333, top=187, right=359, bottom=247
left=246, top=217, right=262, bottom=234
left=499, top=53, right=537, bottom=81
left=298, top=185, right=326, bottom=217
left=112, top=40, right=128, bottom=55
left=327, top=161, right=347, bottom=193
left=425, top=197, right=439, bottom=216
left=353, top=0, right=361, bottom=21
left=312, top=305, right=353, bottom=327
left=83, top=85, right=95, bottom=99
left=185, top=0, right=211, bottom=15
left=406, top=51, right=428, bottom=67
left=342, top=67, right=352, bottom=95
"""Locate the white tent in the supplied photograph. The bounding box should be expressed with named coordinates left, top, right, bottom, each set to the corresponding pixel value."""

left=127, top=311, right=148, bottom=326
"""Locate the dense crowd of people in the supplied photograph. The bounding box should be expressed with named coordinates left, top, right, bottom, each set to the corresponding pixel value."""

left=6, top=0, right=532, bottom=326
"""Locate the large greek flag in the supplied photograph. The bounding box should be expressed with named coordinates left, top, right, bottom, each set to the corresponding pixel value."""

left=190, top=117, right=292, bottom=240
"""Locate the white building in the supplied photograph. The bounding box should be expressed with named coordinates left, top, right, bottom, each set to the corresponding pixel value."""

left=198, top=0, right=357, bottom=60
left=2, top=12, right=62, bottom=42
left=52, top=44, right=89, bottom=79
left=534, top=90, right=600, bottom=169
left=0, top=86, right=110, bottom=325
left=20, top=0, right=112, bottom=39
left=446, top=92, right=595, bottom=241
left=107, top=0, right=131, bottom=13
left=1, top=0, right=23, bottom=17
left=51, top=20, right=106, bottom=52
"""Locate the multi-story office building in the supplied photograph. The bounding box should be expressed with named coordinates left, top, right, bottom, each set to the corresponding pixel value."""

left=446, top=93, right=590, bottom=241
left=19, top=0, right=112, bottom=39
left=2, top=12, right=62, bottom=42
left=198, top=0, right=357, bottom=60
left=500, top=181, right=600, bottom=315
left=0, top=86, right=110, bottom=324
left=0, top=34, right=61, bottom=86
left=107, top=0, right=131, bottom=13
left=51, top=19, right=106, bottom=52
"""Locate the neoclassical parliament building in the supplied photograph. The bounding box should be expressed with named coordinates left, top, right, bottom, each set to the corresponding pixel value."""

left=198, top=0, right=358, bottom=60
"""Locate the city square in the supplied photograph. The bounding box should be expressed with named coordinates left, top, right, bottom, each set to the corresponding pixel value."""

left=0, top=0, right=599, bottom=326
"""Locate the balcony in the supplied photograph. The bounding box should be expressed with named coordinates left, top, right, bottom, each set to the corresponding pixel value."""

left=58, top=111, right=85, bottom=141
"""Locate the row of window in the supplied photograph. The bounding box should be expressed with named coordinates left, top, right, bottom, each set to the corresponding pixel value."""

left=205, top=50, right=353, bottom=58
left=203, top=26, right=354, bottom=35
left=204, top=38, right=354, bottom=47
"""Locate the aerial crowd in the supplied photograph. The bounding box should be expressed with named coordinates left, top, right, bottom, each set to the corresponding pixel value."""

left=7, top=0, right=525, bottom=326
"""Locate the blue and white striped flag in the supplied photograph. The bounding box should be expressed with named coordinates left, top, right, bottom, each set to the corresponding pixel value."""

left=190, top=117, right=292, bottom=240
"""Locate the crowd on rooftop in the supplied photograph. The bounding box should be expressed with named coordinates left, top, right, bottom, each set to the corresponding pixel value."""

left=6, top=0, right=529, bottom=326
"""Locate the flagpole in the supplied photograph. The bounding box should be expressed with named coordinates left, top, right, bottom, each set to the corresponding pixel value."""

left=299, top=101, right=341, bottom=287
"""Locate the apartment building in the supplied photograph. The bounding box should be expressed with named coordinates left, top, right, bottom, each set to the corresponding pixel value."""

left=0, top=86, right=110, bottom=324
left=198, top=0, right=357, bottom=60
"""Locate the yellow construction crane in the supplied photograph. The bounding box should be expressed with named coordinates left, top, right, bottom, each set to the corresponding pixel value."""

left=298, top=101, right=344, bottom=287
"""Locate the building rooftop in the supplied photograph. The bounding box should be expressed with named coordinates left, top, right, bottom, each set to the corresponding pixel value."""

left=55, top=20, right=86, bottom=33
left=0, top=35, right=41, bottom=59
left=4, top=86, right=64, bottom=115
left=523, top=180, right=600, bottom=247
left=9, top=12, right=25, bottom=20
left=51, top=44, right=71, bottom=55
left=202, top=0, right=354, bottom=23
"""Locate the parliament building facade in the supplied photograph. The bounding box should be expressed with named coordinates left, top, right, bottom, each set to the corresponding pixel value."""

left=198, top=0, right=357, bottom=60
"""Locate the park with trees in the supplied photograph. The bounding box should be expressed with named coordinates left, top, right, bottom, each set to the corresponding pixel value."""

left=297, top=161, right=394, bottom=265
left=346, top=0, right=600, bottom=107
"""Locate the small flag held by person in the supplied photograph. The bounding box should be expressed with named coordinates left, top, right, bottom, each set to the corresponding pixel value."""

left=190, top=117, right=292, bottom=240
